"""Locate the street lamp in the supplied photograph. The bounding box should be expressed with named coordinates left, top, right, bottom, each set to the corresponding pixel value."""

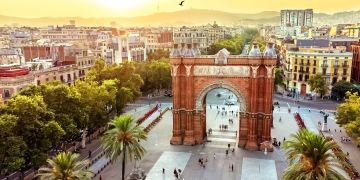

left=264, top=147, right=268, bottom=155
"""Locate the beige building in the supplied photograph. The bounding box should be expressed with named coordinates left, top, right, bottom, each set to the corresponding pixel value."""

left=284, top=47, right=352, bottom=95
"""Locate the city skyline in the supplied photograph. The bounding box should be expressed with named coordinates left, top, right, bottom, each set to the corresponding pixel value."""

left=1, top=0, right=360, bottom=18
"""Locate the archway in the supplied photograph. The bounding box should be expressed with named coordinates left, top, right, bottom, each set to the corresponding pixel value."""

left=200, top=86, right=245, bottom=148
left=170, top=46, right=276, bottom=151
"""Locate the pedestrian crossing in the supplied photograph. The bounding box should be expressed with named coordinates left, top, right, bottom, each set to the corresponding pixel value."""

left=206, top=130, right=237, bottom=149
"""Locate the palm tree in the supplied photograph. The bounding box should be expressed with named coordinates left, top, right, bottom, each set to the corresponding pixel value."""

left=102, top=115, right=147, bottom=180
left=36, top=152, right=93, bottom=180
left=282, top=129, right=348, bottom=180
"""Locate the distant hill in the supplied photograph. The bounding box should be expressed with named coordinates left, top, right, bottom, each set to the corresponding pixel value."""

left=0, top=9, right=359, bottom=27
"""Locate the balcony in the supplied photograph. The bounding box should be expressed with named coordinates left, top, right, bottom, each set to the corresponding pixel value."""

left=321, top=64, right=328, bottom=68
left=343, top=64, right=349, bottom=69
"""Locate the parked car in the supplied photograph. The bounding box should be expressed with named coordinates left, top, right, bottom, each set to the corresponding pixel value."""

left=164, top=90, right=172, bottom=97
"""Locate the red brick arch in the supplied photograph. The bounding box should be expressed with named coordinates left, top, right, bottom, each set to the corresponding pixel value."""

left=170, top=53, right=277, bottom=151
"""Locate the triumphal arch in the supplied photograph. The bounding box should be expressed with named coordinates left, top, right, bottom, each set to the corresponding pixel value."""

left=170, top=43, right=277, bottom=150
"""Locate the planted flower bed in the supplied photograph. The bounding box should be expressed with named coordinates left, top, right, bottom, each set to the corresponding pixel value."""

left=293, top=113, right=306, bottom=129
left=136, top=105, right=158, bottom=125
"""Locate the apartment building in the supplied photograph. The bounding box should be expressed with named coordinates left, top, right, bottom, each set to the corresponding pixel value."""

left=284, top=47, right=352, bottom=95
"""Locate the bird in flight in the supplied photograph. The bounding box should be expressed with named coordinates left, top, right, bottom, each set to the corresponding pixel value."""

left=179, top=1, right=185, bottom=6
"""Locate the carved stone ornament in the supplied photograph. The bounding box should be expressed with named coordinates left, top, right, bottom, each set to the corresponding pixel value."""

left=265, top=66, right=274, bottom=78
left=171, top=65, right=179, bottom=76
left=185, top=65, right=192, bottom=77
left=251, top=66, right=259, bottom=78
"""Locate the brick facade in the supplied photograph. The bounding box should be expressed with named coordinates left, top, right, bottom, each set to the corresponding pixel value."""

left=170, top=52, right=276, bottom=151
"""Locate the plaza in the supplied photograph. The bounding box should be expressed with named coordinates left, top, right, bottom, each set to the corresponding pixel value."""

left=93, top=88, right=360, bottom=180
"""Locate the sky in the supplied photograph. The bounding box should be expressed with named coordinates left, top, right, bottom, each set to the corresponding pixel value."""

left=1, top=0, right=360, bottom=18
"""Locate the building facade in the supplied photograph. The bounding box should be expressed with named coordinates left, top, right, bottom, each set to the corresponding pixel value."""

left=280, top=9, right=313, bottom=27
left=284, top=47, right=352, bottom=95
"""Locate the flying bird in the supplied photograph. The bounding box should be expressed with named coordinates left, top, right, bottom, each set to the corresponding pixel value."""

left=179, top=1, right=185, bottom=6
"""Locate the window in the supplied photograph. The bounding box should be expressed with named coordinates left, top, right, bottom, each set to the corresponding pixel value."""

left=60, top=75, right=64, bottom=82
left=294, top=66, right=297, bottom=71
left=306, top=67, right=309, bottom=73
left=3, top=90, right=10, bottom=98
left=322, top=69, right=326, bottom=75
left=334, top=69, right=338, bottom=75
left=293, top=73, right=297, bottom=80
left=305, top=75, right=309, bottom=81
left=313, top=68, right=316, bottom=74
left=299, top=74, right=303, bottom=81
left=293, top=82, right=297, bottom=87
left=313, top=60, right=317, bottom=65
left=37, top=80, right=41, bottom=85
left=343, top=69, right=347, bottom=75
left=53, top=76, right=56, bottom=80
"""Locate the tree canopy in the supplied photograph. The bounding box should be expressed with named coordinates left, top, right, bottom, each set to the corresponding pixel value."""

left=308, top=74, right=328, bottom=97
left=207, top=28, right=265, bottom=55
left=331, top=80, right=357, bottom=99
left=336, top=92, right=360, bottom=145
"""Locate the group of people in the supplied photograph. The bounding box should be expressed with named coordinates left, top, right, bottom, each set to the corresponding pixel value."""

left=170, top=168, right=182, bottom=179
left=341, top=136, right=351, bottom=143
left=220, top=124, right=229, bottom=131
left=208, top=128, right=213, bottom=134
left=198, top=157, right=208, bottom=168
left=228, top=118, right=234, bottom=124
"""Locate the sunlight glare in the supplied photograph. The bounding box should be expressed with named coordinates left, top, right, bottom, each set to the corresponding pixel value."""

left=94, top=0, right=149, bottom=11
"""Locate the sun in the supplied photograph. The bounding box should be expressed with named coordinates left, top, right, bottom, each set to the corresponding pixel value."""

left=93, top=0, right=149, bottom=11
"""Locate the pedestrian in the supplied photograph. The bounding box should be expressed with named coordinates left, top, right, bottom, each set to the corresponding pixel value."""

left=308, top=108, right=311, bottom=112
left=232, top=148, right=235, bottom=153
left=213, top=153, right=216, bottom=159
left=335, top=129, right=337, bottom=132
left=88, top=150, right=92, bottom=158
left=226, top=149, right=229, bottom=156
left=174, top=168, right=178, bottom=176
left=279, top=117, right=282, bottom=122
left=283, top=137, right=286, bottom=142
left=329, top=129, right=331, bottom=132
left=340, top=129, right=342, bottom=132
left=162, top=168, right=165, bottom=174
left=278, top=141, right=281, bottom=146
left=178, top=169, right=182, bottom=174
left=99, top=175, right=102, bottom=180
left=228, top=143, right=230, bottom=149
left=231, top=164, right=234, bottom=172
left=235, top=131, right=237, bottom=137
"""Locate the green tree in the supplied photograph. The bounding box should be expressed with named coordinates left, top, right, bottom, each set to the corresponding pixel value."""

left=148, top=60, right=171, bottom=92
left=19, top=83, right=86, bottom=140
left=0, top=114, right=26, bottom=174
left=308, top=74, right=328, bottom=97
left=274, top=68, right=285, bottom=87
left=74, top=79, right=116, bottom=148
left=336, top=92, right=360, bottom=144
left=87, top=59, right=143, bottom=114
left=102, top=115, right=147, bottom=180
left=6, top=95, right=65, bottom=167
left=331, top=81, right=356, bottom=99
left=282, top=129, right=348, bottom=180
left=147, top=49, right=170, bottom=60
left=37, top=152, right=93, bottom=180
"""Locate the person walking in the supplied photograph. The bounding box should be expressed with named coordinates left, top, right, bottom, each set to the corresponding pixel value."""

left=279, top=117, right=282, bottom=122
left=231, top=164, right=234, bottom=172
left=213, top=153, right=216, bottom=159
left=88, top=150, right=92, bottom=158
left=162, top=168, right=165, bottom=174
